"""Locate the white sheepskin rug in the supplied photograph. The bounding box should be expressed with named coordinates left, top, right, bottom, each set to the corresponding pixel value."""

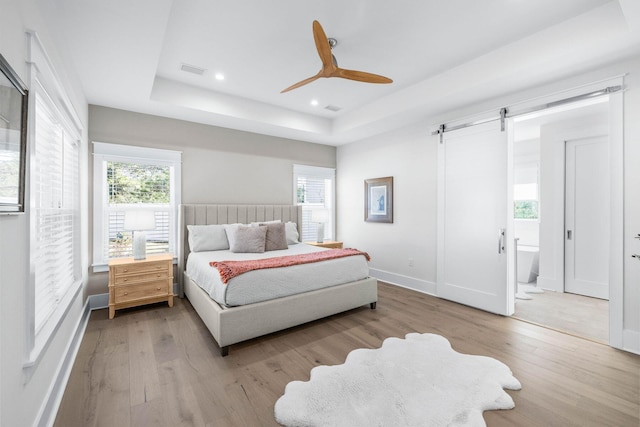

left=274, top=333, right=521, bottom=427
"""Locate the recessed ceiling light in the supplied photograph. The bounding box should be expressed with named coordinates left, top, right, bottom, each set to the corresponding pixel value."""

left=310, top=99, right=319, bottom=106
left=215, top=73, right=225, bottom=81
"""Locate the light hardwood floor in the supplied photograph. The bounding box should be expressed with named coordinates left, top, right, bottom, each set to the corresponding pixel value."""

left=513, top=288, right=608, bottom=343
left=54, top=282, right=639, bottom=427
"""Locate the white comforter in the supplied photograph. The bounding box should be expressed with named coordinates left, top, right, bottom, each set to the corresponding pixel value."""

left=186, top=243, right=370, bottom=307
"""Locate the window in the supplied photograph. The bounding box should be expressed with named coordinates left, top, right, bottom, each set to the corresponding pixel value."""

left=31, top=84, right=81, bottom=338
left=25, top=32, right=85, bottom=375
left=293, top=165, right=335, bottom=242
left=92, top=142, right=181, bottom=270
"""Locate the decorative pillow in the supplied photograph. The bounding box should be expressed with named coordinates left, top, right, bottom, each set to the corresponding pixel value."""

left=285, top=222, right=299, bottom=245
left=226, top=224, right=267, bottom=253
left=187, top=224, right=229, bottom=252
left=223, top=223, right=243, bottom=249
left=261, top=223, right=288, bottom=251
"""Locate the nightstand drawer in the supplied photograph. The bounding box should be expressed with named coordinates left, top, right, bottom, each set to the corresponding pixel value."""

left=114, top=270, right=171, bottom=286
left=114, top=282, right=169, bottom=303
left=114, top=262, right=169, bottom=275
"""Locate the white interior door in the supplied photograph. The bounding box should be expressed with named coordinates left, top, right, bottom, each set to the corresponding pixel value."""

left=437, top=120, right=514, bottom=316
left=565, top=136, right=609, bottom=299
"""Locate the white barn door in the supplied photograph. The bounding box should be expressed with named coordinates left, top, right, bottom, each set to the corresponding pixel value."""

left=437, top=120, right=514, bottom=316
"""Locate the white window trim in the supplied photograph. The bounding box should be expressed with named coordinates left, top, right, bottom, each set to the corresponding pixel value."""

left=24, top=31, right=85, bottom=381
left=293, top=164, right=336, bottom=241
left=92, top=142, right=182, bottom=272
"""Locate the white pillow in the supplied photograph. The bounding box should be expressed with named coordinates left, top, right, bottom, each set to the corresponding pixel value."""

left=226, top=224, right=267, bottom=253
left=187, top=224, right=229, bottom=252
left=285, top=222, right=300, bottom=245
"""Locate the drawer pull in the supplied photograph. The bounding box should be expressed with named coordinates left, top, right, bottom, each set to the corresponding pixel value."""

left=123, top=292, right=128, bottom=296
left=156, top=287, right=161, bottom=291
left=123, top=278, right=128, bottom=282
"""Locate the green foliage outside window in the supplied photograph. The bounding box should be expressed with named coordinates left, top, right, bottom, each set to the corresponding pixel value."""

left=107, top=162, right=170, bottom=204
left=514, top=200, right=538, bottom=219
left=297, top=184, right=305, bottom=203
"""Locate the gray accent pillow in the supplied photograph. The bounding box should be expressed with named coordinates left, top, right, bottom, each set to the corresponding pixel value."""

left=187, top=224, right=230, bottom=252
left=226, top=225, right=267, bottom=253
left=262, top=223, right=288, bottom=251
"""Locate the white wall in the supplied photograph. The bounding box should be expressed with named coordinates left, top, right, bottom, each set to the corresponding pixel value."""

left=620, top=58, right=640, bottom=346
left=514, top=221, right=539, bottom=247
left=337, top=56, right=640, bottom=351
left=337, top=122, right=438, bottom=294
left=0, top=1, right=89, bottom=426
left=87, top=105, right=336, bottom=295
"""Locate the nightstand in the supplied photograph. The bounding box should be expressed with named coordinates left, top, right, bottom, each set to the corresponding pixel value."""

left=108, top=253, right=174, bottom=319
left=305, top=240, right=344, bottom=249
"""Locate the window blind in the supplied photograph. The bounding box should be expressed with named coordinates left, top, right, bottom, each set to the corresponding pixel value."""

left=293, top=165, right=335, bottom=242
left=33, top=90, right=80, bottom=334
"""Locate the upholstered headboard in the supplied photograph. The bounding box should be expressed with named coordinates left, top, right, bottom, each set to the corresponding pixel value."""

left=177, top=204, right=303, bottom=296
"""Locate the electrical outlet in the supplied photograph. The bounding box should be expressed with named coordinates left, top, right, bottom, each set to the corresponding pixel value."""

left=408, top=258, right=414, bottom=267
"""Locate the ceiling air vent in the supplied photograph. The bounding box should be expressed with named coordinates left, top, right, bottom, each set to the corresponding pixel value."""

left=324, top=104, right=342, bottom=112
left=180, top=63, right=206, bottom=75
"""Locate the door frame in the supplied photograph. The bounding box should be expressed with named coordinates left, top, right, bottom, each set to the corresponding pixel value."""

left=519, top=91, right=623, bottom=348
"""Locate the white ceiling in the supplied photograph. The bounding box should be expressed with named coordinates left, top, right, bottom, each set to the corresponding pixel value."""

left=40, top=0, right=640, bottom=145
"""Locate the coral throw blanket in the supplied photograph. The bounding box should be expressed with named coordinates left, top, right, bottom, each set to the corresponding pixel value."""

left=211, top=248, right=370, bottom=284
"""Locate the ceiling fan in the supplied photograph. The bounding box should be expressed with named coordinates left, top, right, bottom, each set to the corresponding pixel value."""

left=281, top=20, right=393, bottom=93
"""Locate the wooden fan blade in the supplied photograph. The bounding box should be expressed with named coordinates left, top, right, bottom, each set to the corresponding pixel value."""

left=281, top=73, right=322, bottom=93
left=334, top=68, right=393, bottom=84
left=313, top=20, right=335, bottom=72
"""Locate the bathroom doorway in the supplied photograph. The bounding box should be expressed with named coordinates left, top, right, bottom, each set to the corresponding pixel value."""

left=510, top=96, right=610, bottom=343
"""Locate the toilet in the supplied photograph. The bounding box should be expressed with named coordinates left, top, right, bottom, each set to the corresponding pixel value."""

left=517, top=245, right=539, bottom=283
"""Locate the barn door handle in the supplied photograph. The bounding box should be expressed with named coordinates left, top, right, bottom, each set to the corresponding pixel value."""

left=498, top=228, right=506, bottom=254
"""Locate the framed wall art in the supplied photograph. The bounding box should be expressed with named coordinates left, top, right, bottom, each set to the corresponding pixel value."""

left=364, top=176, right=393, bottom=223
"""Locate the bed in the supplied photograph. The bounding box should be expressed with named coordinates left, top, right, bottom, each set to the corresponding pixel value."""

left=178, top=204, right=378, bottom=356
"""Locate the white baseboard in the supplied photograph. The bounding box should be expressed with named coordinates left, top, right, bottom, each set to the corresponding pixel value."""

left=38, top=300, right=91, bottom=427
left=623, top=329, right=640, bottom=355
left=369, top=268, right=436, bottom=296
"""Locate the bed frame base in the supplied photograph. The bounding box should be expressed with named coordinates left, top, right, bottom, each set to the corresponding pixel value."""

left=184, top=272, right=378, bottom=356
